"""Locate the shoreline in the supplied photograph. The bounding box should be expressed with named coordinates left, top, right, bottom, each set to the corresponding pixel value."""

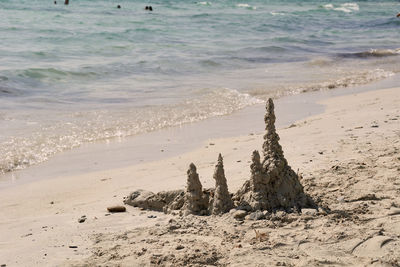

left=1, top=73, right=399, bottom=189
left=0, top=83, right=398, bottom=266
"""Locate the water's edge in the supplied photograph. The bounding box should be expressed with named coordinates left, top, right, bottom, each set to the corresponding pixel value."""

left=1, top=73, right=398, bottom=189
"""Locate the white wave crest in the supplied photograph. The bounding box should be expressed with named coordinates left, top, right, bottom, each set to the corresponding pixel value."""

left=342, top=3, right=359, bottom=11
left=294, top=68, right=394, bottom=94
left=270, top=11, right=285, bottom=16
left=323, top=2, right=359, bottom=13
left=367, top=48, right=400, bottom=56
left=236, top=4, right=256, bottom=10
left=248, top=68, right=395, bottom=100
left=197, top=1, right=211, bottom=5
left=323, top=4, right=334, bottom=9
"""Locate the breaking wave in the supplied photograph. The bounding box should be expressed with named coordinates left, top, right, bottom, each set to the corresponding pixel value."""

left=0, top=88, right=262, bottom=174
left=196, top=1, right=211, bottom=5
left=323, top=3, right=359, bottom=13
left=339, top=49, right=400, bottom=59
left=248, top=68, right=395, bottom=100
left=237, top=3, right=256, bottom=10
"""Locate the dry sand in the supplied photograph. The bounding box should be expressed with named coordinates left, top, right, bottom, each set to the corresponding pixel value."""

left=0, top=87, right=399, bottom=266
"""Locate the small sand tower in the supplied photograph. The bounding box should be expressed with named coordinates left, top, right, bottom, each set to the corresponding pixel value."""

left=183, top=163, right=207, bottom=215
left=211, top=154, right=233, bottom=215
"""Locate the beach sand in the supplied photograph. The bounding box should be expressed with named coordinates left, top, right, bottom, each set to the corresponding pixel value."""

left=0, top=86, right=399, bottom=266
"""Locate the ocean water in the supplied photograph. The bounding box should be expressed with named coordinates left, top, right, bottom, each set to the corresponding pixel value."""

left=0, top=0, right=399, bottom=173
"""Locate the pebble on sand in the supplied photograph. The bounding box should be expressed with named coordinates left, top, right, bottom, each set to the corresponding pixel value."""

left=78, top=216, right=86, bottom=223
left=176, top=245, right=185, bottom=250
left=107, top=205, right=126, bottom=213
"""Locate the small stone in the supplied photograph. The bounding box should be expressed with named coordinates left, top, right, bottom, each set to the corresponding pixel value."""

left=301, top=209, right=317, bottom=216
left=50, top=201, right=54, bottom=205
left=337, top=196, right=345, bottom=203
left=78, top=217, right=86, bottom=223
left=147, top=215, right=157, bottom=219
left=168, top=219, right=181, bottom=230
left=233, top=210, right=247, bottom=220
left=107, top=206, right=126, bottom=213
left=371, top=124, right=379, bottom=128
left=263, top=210, right=271, bottom=218
left=176, top=245, right=185, bottom=250
left=168, top=223, right=181, bottom=230
left=275, top=210, right=286, bottom=219
left=248, top=210, right=265, bottom=220
left=21, top=233, right=32, bottom=237
left=69, top=245, right=78, bottom=249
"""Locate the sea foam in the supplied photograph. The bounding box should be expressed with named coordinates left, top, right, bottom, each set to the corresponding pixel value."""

left=323, top=3, right=359, bottom=13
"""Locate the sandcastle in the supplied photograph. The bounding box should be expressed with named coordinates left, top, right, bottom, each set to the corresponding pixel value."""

left=124, top=98, right=314, bottom=215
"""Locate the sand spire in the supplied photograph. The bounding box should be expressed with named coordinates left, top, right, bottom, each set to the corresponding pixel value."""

left=183, top=163, right=207, bottom=215
left=234, top=98, right=311, bottom=211
left=211, top=154, right=233, bottom=215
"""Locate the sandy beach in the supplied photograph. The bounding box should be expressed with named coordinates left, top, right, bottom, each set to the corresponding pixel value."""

left=0, top=86, right=399, bottom=266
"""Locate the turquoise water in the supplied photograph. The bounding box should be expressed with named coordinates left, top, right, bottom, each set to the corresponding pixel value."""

left=0, top=0, right=399, bottom=173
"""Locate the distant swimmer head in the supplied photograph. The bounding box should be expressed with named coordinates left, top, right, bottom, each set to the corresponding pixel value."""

left=397, top=13, right=400, bottom=18
left=54, top=1, right=57, bottom=4
left=145, top=6, right=149, bottom=10
left=117, top=4, right=121, bottom=8
left=149, top=6, right=153, bottom=11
